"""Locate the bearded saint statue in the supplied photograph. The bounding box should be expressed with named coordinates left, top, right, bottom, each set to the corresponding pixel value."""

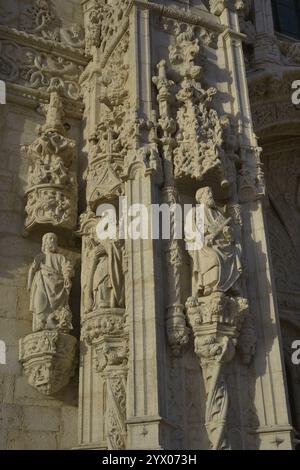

left=186, top=187, right=242, bottom=298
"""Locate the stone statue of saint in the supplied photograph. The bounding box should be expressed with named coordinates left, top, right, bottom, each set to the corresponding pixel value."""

left=27, top=233, right=74, bottom=332
left=85, top=226, right=125, bottom=312
left=187, top=187, right=242, bottom=298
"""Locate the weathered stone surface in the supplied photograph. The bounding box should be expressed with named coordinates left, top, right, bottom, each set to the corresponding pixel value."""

left=0, top=0, right=298, bottom=451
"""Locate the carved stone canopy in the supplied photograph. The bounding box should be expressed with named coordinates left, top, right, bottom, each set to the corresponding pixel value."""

left=23, top=92, right=78, bottom=233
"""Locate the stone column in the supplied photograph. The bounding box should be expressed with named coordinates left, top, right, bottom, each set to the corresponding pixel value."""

left=124, top=6, right=171, bottom=449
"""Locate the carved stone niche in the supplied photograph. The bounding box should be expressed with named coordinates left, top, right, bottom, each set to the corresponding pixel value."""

left=19, top=330, right=77, bottom=396
left=23, top=92, right=77, bottom=235
left=81, top=308, right=128, bottom=450
left=186, top=292, right=248, bottom=450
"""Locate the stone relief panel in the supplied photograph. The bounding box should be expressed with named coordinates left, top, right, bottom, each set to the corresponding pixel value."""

left=19, top=232, right=77, bottom=395
left=0, top=0, right=85, bottom=50
left=0, top=39, right=84, bottom=100
left=22, top=91, right=78, bottom=233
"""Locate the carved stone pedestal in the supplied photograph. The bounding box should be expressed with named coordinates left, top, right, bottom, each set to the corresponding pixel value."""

left=19, top=330, right=77, bottom=396
left=81, top=308, right=128, bottom=450
left=186, top=292, right=248, bottom=450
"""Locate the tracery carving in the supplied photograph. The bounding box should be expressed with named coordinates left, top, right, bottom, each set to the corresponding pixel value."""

left=19, top=233, right=77, bottom=395
left=85, top=34, right=130, bottom=206
left=23, top=91, right=77, bottom=232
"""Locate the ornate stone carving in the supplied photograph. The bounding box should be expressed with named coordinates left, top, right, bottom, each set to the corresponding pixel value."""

left=0, top=40, right=84, bottom=100
left=19, top=233, right=77, bottom=395
left=23, top=92, right=77, bottom=232
left=19, top=330, right=77, bottom=395
left=81, top=307, right=128, bottom=449
left=185, top=187, right=253, bottom=449
left=0, top=0, right=85, bottom=50
left=153, top=26, right=233, bottom=187
left=84, top=34, right=130, bottom=206
left=158, top=16, right=217, bottom=49
left=186, top=292, right=249, bottom=449
left=84, top=0, right=131, bottom=55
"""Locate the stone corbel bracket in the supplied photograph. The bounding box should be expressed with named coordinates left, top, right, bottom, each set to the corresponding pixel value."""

left=19, top=330, right=77, bottom=396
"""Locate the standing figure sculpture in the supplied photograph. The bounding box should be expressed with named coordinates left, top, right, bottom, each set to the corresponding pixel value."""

left=187, top=187, right=242, bottom=298
left=27, top=233, right=74, bottom=332
left=85, top=225, right=125, bottom=312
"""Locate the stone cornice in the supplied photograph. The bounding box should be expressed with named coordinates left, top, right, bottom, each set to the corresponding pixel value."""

left=131, top=0, right=224, bottom=33
left=6, top=82, right=84, bottom=119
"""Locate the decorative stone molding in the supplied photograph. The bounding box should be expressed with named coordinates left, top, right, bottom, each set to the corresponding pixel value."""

left=19, top=330, right=77, bottom=395
left=81, top=308, right=126, bottom=344
left=23, top=92, right=77, bottom=233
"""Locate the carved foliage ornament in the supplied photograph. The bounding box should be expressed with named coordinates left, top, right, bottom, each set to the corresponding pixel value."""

left=0, top=40, right=84, bottom=100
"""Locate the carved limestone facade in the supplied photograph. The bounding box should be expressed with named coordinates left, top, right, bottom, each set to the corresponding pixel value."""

left=0, top=0, right=299, bottom=450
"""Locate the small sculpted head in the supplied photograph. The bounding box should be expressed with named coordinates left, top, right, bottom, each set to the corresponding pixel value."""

left=42, top=233, right=58, bottom=253
left=195, top=187, right=215, bottom=207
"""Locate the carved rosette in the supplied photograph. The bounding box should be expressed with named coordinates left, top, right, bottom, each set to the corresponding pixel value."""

left=81, top=308, right=128, bottom=450
left=19, top=330, right=77, bottom=395
left=186, top=292, right=248, bottom=449
left=23, top=92, right=77, bottom=233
